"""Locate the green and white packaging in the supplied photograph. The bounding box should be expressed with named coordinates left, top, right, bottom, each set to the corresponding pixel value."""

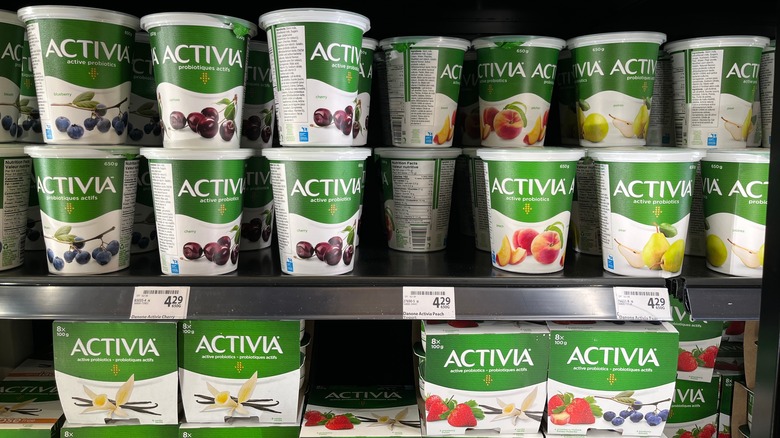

left=421, top=320, right=549, bottom=436
left=354, top=37, right=377, bottom=146
left=0, top=11, right=26, bottom=144
left=379, top=36, right=470, bottom=147
left=60, top=422, right=179, bottom=437
left=127, top=32, right=162, bottom=147
left=759, top=40, right=775, bottom=148
left=671, top=297, right=724, bottom=383
left=178, top=319, right=302, bottom=424
left=241, top=40, right=275, bottom=149
left=472, top=35, right=565, bottom=147
left=662, top=377, right=720, bottom=438
left=17, top=31, right=43, bottom=144
left=546, top=321, right=678, bottom=436
left=587, top=147, right=704, bottom=277
left=665, top=36, right=769, bottom=149
left=461, top=147, right=489, bottom=252
left=301, top=385, right=421, bottom=437
left=131, top=156, right=156, bottom=254
left=0, top=144, right=31, bottom=271
left=0, top=379, right=63, bottom=437
left=259, top=8, right=370, bottom=147
left=25, top=162, right=44, bottom=250
left=555, top=49, right=579, bottom=145
left=455, top=49, right=481, bottom=147
left=240, top=149, right=274, bottom=251
left=2, top=358, right=54, bottom=380
left=52, top=321, right=178, bottom=425
left=700, top=149, right=769, bottom=277
left=717, top=371, right=745, bottom=438
left=570, top=154, right=602, bottom=255
left=140, top=13, right=257, bottom=149
left=179, top=419, right=301, bottom=438
left=17, top=6, right=140, bottom=145
left=567, top=31, right=667, bottom=147
left=646, top=50, right=674, bottom=147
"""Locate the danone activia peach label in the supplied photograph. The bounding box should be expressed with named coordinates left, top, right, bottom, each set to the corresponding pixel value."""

left=477, top=148, right=583, bottom=274
left=566, top=32, right=666, bottom=147
left=546, top=321, right=678, bottom=436
left=178, top=320, right=301, bottom=424
left=588, top=148, right=703, bottom=277
left=52, top=321, right=178, bottom=425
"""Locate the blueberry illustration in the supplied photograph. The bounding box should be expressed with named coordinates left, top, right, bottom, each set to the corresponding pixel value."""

left=46, top=248, right=54, bottom=263
left=63, top=250, right=76, bottom=263
left=138, top=237, right=150, bottom=249
left=611, top=416, right=624, bottom=426
left=602, top=411, right=616, bottom=422
left=645, top=413, right=662, bottom=426
left=75, top=251, right=90, bottom=265
left=632, top=401, right=643, bottom=410
left=129, top=128, right=143, bottom=141
left=84, top=117, right=98, bottom=131
left=2, top=115, right=13, bottom=130
left=10, top=123, right=19, bottom=137
left=94, top=249, right=111, bottom=265
left=619, top=410, right=631, bottom=418
left=22, top=119, right=32, bottom=130
left=94, top=103, right=107, bottom=117
left=144, top=123, right=154, bottom=134
left=55, top=116, right=70, bottom=132
left=92, top=247, right=102, bottom=259
left=26, top=229, right=40, bottom=241
left=67, top=124, right=84, bottom=139
left=630, top=410, right=643, bottom=423
left=131, top=231, right=141, bottom=244
left=150, top=229, right=157, bottom=240
left=657, top=409, right=669, bottom=421
left=106, top=240, right=120, bottom=256
left=52, top=256, right=64, bottom=271
left=73, top=237, right=85, bottom=249
left=96, top=118, right=111, bottom=133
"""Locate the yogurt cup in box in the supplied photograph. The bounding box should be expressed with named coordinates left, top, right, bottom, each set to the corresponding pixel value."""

left=566, top=31, right=667, bottom=147
left=240, top=40, right=275, bottom=148
left=379, top=36, right=470, bottom=147
left=0, top=144, right=32, bottom=271
left=140, top=13, right=257, bottom=149
left=258, top=8, right=370, bottom=147
left=17, top=6, right=140, bottom=145
left=25, top=145, right=139, bottom=275
left=140, top=147, right=252, bottom=275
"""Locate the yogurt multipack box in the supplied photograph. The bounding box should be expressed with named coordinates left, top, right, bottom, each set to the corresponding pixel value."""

left=420, top=320, right=550, bottom=436
left=300, top=385, right=421, bottom=438
left=670, top=297, right=724, bottom=383
left=0, top=379, right=63, bottom=437
left=1, top=358, right=54, bottom=381
left=546, top=321, right=679, bottom=437
left=662, top=376, right=720, bottom=438
left=59, top=422, right=179, bottom=437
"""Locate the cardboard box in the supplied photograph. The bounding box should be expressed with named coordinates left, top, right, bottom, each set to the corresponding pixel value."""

left=716, top=370, right=745, bottom=437
left=670, top=297, right=723, bottom=383
left=731, top=381, right=749, bottom=436
left=60, top=422, right=179, bottom=437
left=715, top=341, right=744, bottom=373
left=179, top=395, right=304, bottom=438
left=662, top=376, right=720, bottom=438
left=0, top=379, right=63, bottom=438
left=743, top=321, right=758, bottom=390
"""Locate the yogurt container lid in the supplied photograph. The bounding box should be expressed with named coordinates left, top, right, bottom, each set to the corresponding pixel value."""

left=262, top=147, right=371, bottom=161
left=258, top=8, right=370, bottom=33
left=373, top=147, right=463, bottom=160
left=701, top=149, right=770, bottom=164
left=764, top=39, right=776, bottom=52
left=140, top=147, right=253, bottom=160
left=665, top=35, right=769, bottom=52
left=0, top=143, right=30, bottom=157
left=477, top=147, right=585, bottom=162
left=362, top=37, right=378, bottom=50
left=249, top=39, right=268, bottom=51
left=0, top=9, right=23, bottom=26
left=18, top=6, right=140, bottom=30
left=587, top=146, right=705, bottom=163
left=135, top=31, right=150, bottom=43
left=25, top=145, right=140, bottom=159
left=140, top=12, right=258, bottom=39
left=461, top=147, right=481, bottom=158
left=566, top=31, right=667, bottom=49
left=472, top=35, right=566, bottom=51
left=379, top=36, right=471, bottom=51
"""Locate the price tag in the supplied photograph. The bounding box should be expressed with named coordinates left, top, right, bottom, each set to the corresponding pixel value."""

left=613, top=287, right=672, bottom=321
left=130, top=286, right=190, bottom=320
left=402, top=286, right=456, bottom=320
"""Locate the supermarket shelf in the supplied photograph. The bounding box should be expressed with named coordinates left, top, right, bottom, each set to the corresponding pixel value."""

left=0, top=242, right=761, bottom=321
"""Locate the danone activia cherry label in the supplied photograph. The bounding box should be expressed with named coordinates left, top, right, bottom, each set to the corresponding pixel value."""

left=146, top=156, right=246, bottom=275
left=52, top=321, right=178, bottom=425
left=546, top=321, right=678, bottom=436
left=700, top=153, right=768, bottom=277
left=178, top=320, right=301, bottom=423
left=240, top=155, right=274, bottom=250
left=593, top=155, right=698, bottom=277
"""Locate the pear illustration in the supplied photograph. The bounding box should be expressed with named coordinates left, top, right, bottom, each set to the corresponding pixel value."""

left=721, top=111, right=755, bottom=141
left=660, top=239, right=685, bottom=272
left=615, top=239, right=644, bottom=268
left=632, top=104, right=649, bottom=138
left=609, top=113, right=634, bottom=138
left=727, top=238, right=762, bottom=269
left=642, top=225, right=670, bottom=270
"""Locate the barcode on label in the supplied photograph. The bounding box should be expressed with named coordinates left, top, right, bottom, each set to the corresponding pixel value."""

left=621, top=290, right=660, bottom=296
left=143, top=290, right=179, bottom=295
left=411, top=290, right=445, bottom=296
left=411, top=224, right=428, bottom=249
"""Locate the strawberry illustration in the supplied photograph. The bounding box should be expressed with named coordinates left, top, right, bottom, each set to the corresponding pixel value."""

left=678, top=349, right=699, bottom=372
left=565, top=397, right=596, bottom=424
left=717, top=432, right=730, bottom=438
left=425, top=394, right=444, bottom=411
left=304, top=410, right=327, bottom=426
left=325, top=414, right=355, bottom=430
left=447, top=403, right=478, bottom=427
left=698, top=423, right=716, bottom=438
left=676, top=431, right=694, bottom=438
left=547, top=394, right=565, bottom=414
left=426, top=398, right=450, bottom=422
left=724, top=321, right=745, bottom=335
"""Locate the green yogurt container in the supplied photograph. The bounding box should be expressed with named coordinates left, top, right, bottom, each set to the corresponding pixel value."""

left=0, top=144, right=31, bottom=271
left=240, top=148, right=274, bottom=251
left=241, top=40, right=275, bottom=149
left=353, top=37, right=377, bottom=146
left=17, top=31, right=43, bottom=144
left=127, top=32, right=162, bottom=146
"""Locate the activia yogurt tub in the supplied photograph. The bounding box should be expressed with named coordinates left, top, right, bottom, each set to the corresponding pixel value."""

left=17, top=6, right=140, bottom=145
left=240, top=148, right=274, bottom=251
left=375, top=147, right=461, bottom=252
left=0, top=11, right=27, bottom=143
left=353, top=37, right=376, bottom=146
left=570, top=153, right=601, bottom=255
left=16, top=31, right=43, bottom=144
left=646, top=49, right=674, bottom=146
left=131, top=156, right=156, bottom=254
left=140, top=147, right=252, bottom=275
left=262, top=147, right=370, bottom=275
left=472, top=35, right=565, bottom=148
left=25, top=162, right=44, bottom=250
left=456, top=49, right=481, bottom=146
left=555, top=49, right=579, bottom=145
left=477, top=147, right=584, bottom=274
left=140, top=13, right=257, bottom=149
left=566, top=31, right=667, bottom=147
left=587, top=147, right=704, bottom=278
left=126, top=32, right=162, bottom=146
left=665, top=35, right=769, bottom=149
left=0, top=144, right=31, bottom=271
left=462, top=147, right=489, bottom=251
left=700, top=149, right=768, bottom=277
left=25, top=145, right=139, bottom=275
left=240, top=40, right=275, bottom=148
left=759, top=39, right=775, bottom=148
left=258, top=8, right=370, bottom=147
left=379, top=36, right=470, bottom=147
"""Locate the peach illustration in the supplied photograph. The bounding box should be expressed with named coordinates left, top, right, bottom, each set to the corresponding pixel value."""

left=513, top=228, right=538, bottom=252
left=493, top=109, right=523, bottom=140
left=530, top=230, right=561, bottom=264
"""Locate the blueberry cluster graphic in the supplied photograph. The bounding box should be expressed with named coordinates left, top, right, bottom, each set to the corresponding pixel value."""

left=52, top=92, right=129, bottom=140
left=45, top=225, right=121, bottom=271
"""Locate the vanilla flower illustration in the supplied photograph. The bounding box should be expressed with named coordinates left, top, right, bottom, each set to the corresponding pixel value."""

left=368, top=407, right=409, bottom=430
left=490, top=386, right=538, bottom=425
left=202, top=371, right=258, bottom=417
left=0, top=398, right=37, bottom=416
left=81, top=374, right=134, bottom=419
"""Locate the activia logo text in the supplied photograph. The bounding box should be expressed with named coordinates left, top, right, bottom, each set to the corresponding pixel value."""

left=567, top=346, right=659, bottom=366
left=70, top=337, right=160, bottom=357
left=310, top=42, right=360, bottom=65
left=248, top=64, right=271, bottom=83
left=151, top=45, right=244, bottom=68
left=37, top=176, right=116, bottom=195
left=490, top=178, right=573, bottom=196
left=674, top=387, right=706, bottom=403
left=2, top=41, right=22, bottom=62
left=612, top=180, right=692, bottom=198
left=444, top=348, right=534, bottom=367
left=177, top=178, right=244, bottom=197
left=46, top=39, right=130, bottom=62
left=441, top=64, right=463, bottom=81
left=133, top=56, right=153, bottom=75
left=290, top=178, right=361, bottom=197
left=359, top=49, right=373, bottom=79
left=324, top=390, right=402, bottom=400
left=245, top=170, right=270, bottom=188
left=725, top=62, right=760, bottom=80
left=0, top=383, right=57, bottom=394
left=702, top=178, right=767, bottom=199
left=573, top=58, right=657, bottom=78
left=477, top=62, right=557, bottom=80
left=194, top=335, right=283, bottom=354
